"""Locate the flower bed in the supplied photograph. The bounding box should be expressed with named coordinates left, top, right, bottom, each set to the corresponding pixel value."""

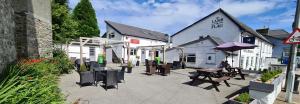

left=249, top=69, right=285, bottom=104
left=228, top=92, right=257, bottom=104
left=0, top=50, right=73, bottom=103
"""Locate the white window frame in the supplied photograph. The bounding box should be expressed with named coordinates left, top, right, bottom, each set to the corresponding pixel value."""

left=130, top=48, right=137, bottom=55
left=186, top=54, right=196, bottom=63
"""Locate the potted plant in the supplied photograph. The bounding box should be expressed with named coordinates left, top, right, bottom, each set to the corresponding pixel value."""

left=249, top=69, right=284, bottom=104
left=228, top=92, right=257, bottom=104
left=127, top=61, right=133, bottom=73
left=79, top=64, right=94, bottom=86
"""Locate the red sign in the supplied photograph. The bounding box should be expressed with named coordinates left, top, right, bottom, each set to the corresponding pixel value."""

left=284, top=28, right=300, bottom=44
left=130, top=39, right=140, bottom=44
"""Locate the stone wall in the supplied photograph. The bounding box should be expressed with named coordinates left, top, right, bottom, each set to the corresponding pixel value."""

left=0, top=0, right=52, bottom=73
left=0, top=0, right=17, bottom=73
left=28, top=14, right=53, bottom=58
left=14, top=0, right=53, bottom=58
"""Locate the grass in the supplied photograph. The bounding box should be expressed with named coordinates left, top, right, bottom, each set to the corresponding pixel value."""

left=260, top=69, right=282, bottom=83
left=234, top=92, right=251, bottom=103
left=0, top=50, right=73, bottom=103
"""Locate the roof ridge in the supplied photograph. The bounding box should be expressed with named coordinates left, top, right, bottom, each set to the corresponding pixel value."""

left=105, top=20, right=166, bottom=35
left=105, top=20, right=168, bottom=42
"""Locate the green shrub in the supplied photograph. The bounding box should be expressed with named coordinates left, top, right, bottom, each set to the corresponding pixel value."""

left=0, top=59, right=65, bottom=103
left=234, top=92, right=250, bottom=103
left=127, top=61, right=133, bottom=68
left=260, top=69, right=282, bottom=82
left=52, top=49, right=73, bottom=74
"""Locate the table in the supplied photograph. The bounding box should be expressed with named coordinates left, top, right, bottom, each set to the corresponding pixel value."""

left=189, top=68, right=230, bottom=92
left=93, top=67, right=106, bottom=85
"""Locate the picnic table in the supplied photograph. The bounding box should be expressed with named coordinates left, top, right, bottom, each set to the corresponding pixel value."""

left=189, top=68, right=230, bottom=92
left=228, top=67, right=245, bottom=80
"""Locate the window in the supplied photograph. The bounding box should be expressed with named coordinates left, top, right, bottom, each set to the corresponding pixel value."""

left=109, top=33, right=115, bottom=39
left=89, top=47, right=95, bottom=56
left=246, top=57, right=249, bottom=67
left=206, top=53, right=216, bottom=64
left=251, top=57, right=254, bottom=66
left=186, top=54, right=196, bottom=63
left=130, top=48, right=137, bottom=55
left=240, top=56, right=244, bottom=67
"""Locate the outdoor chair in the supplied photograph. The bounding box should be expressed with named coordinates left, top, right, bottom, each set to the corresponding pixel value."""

left=103, top=70, right=118, bottom=90
left=90, top=61, right=105, bottom=85
left=146, top=61, right=156, bottom=75
left=172, top=61, right=181, bottom=70
left=90, top=61, right=100, bottom=69
left=167, top=63, right=173, bottom=70
left=145, top=59, right=150, bottom=72
left=74, top=59, right=81, bottom=71
left=94, top=68, right=105, bottom=85
left=117, top=69, right=125, bottom=82
left=79, top=71, right=95, bottom=87
left=160, top=63, right=171, bottom=75
left=75, top=59, right=87, bottom=71
left=145, top=59, right=149, bottom=66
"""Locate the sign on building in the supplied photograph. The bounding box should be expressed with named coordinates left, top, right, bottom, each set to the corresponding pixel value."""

left=130, top=39, right=140, bottom=44
left=211, top=17, right=223, bottom=29
left=243, top=37, right=255, bottom=44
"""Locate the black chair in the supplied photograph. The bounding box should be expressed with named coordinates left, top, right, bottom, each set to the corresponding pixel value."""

left=90, top=61, right=100, bottom=69
left=172, top=61, right=181, bottom=70
left=118, top=69, right=125, bottom=82
left=103, top=70, right=118, bottom=90
left=90, top=62, right=106, bottom=85
left=75, top=59, right=87, bottom=71
left=74, top=59, right=81, bottom=71
left=79, top=71, right=94, bottom=87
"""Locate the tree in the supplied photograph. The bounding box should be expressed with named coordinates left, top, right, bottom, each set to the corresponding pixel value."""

left=52, top=0, right=79, bottom=43
left=73, top=0, right=100, bottom=37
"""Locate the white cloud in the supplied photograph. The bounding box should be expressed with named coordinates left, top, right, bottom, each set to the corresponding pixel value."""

left=68, top=0, right=293, bottom=35
left=220, top=0, right=276, bottom=17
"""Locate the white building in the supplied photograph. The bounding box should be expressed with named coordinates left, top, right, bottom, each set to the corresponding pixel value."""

left=103, top=20, right=169, bottom=64
left=168, top=9, right=273, bottom=70
left=55, top=42, right=103, bottom=62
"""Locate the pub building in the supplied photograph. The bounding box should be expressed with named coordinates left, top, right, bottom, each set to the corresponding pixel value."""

left=167, top=8, right=273, bottom=70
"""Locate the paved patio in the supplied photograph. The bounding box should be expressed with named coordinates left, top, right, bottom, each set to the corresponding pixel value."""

left=59, top=64, right=254, bottom=104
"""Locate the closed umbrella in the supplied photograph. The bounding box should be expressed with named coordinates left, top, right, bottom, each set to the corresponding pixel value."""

left=215, top=42, right=257, bottom=66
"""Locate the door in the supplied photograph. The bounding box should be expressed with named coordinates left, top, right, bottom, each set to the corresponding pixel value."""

left=155, top=50, right=159, bottom=57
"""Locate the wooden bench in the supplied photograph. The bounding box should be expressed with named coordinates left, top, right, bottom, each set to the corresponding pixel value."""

left=212, top=76, right=231, bottom=92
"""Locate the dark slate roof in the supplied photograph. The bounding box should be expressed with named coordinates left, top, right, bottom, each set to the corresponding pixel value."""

left=105, top=20, right=169, bottom=42
left=256, top=28, right=289, bottom=40
left=166, top=35, right=224, bottom=51
left=171, top=8, right=271, bottom=44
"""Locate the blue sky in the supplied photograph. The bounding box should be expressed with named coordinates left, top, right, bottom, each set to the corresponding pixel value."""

left=69, top=0, right=296, bottom=36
